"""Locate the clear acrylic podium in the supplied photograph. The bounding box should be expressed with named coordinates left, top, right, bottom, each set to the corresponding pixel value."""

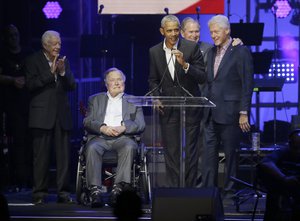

left=124, top=96, right=215, bottom=195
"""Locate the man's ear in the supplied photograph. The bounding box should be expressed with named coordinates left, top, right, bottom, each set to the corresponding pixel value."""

left=225, top=28, right=230, bottom=36
left=180, top=30, right=184, bottom=38
left=159, top=27, right=165, bottom=36
left=42, top=42, right=47, bottom=50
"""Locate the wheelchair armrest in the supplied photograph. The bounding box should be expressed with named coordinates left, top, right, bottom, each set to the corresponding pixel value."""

left=78, top=134, right=88, bottom=156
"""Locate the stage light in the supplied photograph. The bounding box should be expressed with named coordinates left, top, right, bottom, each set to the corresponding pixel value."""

left=42, top=1, right=63, bottom=19
left=267, top=61, right=296, bottom=83
left=272, top=0, right=292, bottom=18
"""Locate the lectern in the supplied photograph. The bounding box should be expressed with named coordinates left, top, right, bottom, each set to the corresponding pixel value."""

left=124, top=96, right=215, bottom=194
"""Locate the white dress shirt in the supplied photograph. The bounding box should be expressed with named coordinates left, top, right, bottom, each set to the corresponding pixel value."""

left=163, top=39, right=179, bottom=80
left=103, top=92, right=123, bottom=126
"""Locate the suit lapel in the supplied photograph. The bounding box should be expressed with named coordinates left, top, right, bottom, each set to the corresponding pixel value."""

left=215, top=45, right=234, bottom=78
left=158, top=43, right=175, bottom=82
left=208, top=47, right=217, bottom=81
left=174, top=40, right=185, bottom=80
left=99, top=94, right=108, bottom=122
left=122, top=96, right=128, bottom=120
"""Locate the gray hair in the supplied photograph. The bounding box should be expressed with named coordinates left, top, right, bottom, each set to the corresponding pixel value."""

left=104, top=67, right=126, bottom=82
left=41, top=30, right=60, bottom=45
left=161, top=15, right=180, bottom=28
left=208, top=14, right=230, bottom=31
left=181, top=17, right=200, bottom=31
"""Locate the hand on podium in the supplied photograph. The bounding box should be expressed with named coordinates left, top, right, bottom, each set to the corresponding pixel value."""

left=153, top=99, right=164, bottom=114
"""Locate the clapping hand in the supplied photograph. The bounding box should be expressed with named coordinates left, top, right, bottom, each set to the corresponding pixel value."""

left=56, top=56, right=66, bottom=76
left=50, top=55, right=66, bottom=76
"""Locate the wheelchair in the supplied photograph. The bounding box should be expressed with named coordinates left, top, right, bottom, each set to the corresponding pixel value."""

left=75, top=134, right=151, bottom=206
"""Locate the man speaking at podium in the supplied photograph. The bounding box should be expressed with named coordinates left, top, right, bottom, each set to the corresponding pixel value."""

left=147, top=15, right=206, bottom=187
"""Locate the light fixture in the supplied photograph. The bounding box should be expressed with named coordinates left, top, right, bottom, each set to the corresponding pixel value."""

left=267, top=61, right=296, bottom=83
left=272, top=0, right=292, bottom=18
left=42, top=1, right=63, bottom=19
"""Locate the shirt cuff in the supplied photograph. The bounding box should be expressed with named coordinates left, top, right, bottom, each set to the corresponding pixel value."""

left=240, top=111, right=248, bottom=115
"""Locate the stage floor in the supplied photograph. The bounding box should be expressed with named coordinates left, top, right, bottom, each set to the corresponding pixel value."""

left=5, top=188, right=266, bottom=221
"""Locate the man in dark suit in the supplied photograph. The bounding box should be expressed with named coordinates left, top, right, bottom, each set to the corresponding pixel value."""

left=202, top=15, right=253, bottom=194
left=148, top=15, right=206, bottom=187
left=180, top=17, right=243, bottom=188
left=83, top=67, right=145, bottom=208
left=25, top=30, right=75, bottom=204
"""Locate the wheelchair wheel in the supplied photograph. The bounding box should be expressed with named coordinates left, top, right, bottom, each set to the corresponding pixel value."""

left=81, top=192, right=90, bottom=206
left=76, top=160, right=83, bottom=204
left=138, top=156, right=151, bottom=203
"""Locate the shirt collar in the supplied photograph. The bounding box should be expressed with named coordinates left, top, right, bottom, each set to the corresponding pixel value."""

left=43, top=52, right=52, bottom=62
left=218, top=37, right=232, bottom=52
left=163, top=39, right=179, bottom=52
left=107, top=92, right=124, bottom=100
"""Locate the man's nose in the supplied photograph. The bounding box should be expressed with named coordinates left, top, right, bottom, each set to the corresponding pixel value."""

left=171, top=30, right=177, bottom=35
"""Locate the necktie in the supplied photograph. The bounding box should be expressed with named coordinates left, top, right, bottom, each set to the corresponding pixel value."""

left=214, top=47, right=222, bottom=78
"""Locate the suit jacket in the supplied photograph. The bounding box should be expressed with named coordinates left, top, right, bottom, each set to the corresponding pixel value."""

left=199, top=41, right=213, bottom=66
left=204, top=44, right=254, bottom=124
left=148, top=38, right=206, bottom=97
left=83, top=92, right=145, bottom=141
left=148, top=38, right=206, bottom=123
left=25, top=50, right=76, bottom=130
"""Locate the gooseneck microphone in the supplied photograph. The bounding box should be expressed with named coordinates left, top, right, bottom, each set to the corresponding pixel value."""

left=145, top=52, right=174, bottom=96
left=98, top=4, right=104, bottom=14
left=171, top=49, right=193, bottom=97
left=164, top=7, right=169, bottom=15
left=196, top=6, right=200, bottom=21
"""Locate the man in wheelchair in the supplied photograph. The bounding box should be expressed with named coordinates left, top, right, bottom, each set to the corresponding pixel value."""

left=257, top=129, right=300, bottom=221
left=83, top=67, right=145, bottom=208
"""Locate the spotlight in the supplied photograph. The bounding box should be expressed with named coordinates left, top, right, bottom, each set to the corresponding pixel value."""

left=42, top=1, right=63, bottom=19
left=268, top=61, right=296, bottom=83
left=272, top=0, right=292, bottom=18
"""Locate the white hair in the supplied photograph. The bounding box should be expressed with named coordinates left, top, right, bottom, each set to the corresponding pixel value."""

left=161, top=15, right=180, bottom=28
left=41, top=30, right=60, bottom=46
left=208, top=14, right=230, bottom=31
left=104, top=67, right=126, bottom=82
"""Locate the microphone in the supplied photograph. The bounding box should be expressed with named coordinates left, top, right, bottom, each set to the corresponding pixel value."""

left=164, top=7, right=169, bottom=15
left=99, top=4, right=104, bottom=14
left=171, top=49, right=193, bottom=97
left=145, top=52, right=174, bottom=96
left=273, top=4, right=278, bottom=12
left=196, top=6, right=200, bottom=21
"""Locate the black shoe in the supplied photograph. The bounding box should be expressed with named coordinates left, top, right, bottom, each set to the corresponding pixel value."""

left=109, top=183, right=124, bottom=207
left=33, top=197, right=45, bottom=205
left=90, top=186, right=104, bottom=208
left=57, top=195, right=74, bottom=204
